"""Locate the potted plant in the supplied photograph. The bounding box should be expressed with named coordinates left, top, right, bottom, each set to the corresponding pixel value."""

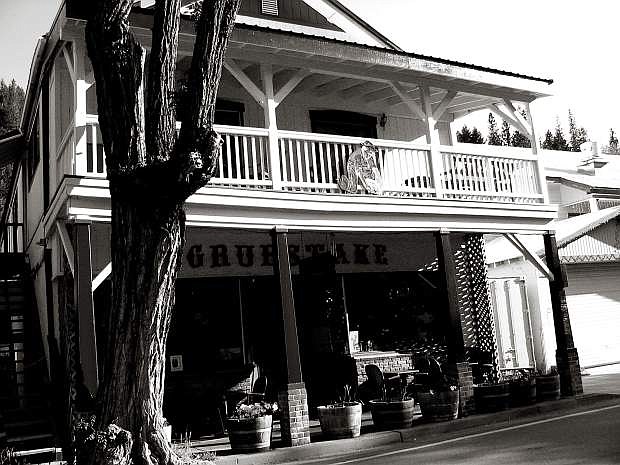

left=474, top=370, right=510, bottom=413
left=506, top=369, right=536, bottom=407
left=415, top=357, right=459, bottom=422
left=226, top=400, right=278, bottom=453
left=317, top=386, right=362, bottom=439
left=369, top=382, right=415, bottom=429
left=535, top=367, right=561, bottom=401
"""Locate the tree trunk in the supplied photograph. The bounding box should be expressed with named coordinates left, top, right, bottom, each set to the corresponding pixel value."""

left=92, top=195, right=184, bottom=465
left=83, top=1, right=241, bottom=464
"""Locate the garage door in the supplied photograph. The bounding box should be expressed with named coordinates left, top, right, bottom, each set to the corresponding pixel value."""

left=565, top=263, right=620, bottom=368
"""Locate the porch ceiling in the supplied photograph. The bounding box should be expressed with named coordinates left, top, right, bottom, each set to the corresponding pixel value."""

left=126, top=11, right=551, bottom=113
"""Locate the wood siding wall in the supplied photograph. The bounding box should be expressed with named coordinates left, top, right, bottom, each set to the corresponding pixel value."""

left=240, top=0, right=341, bottom=31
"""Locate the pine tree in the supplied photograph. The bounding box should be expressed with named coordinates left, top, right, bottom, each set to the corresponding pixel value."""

left=511, top=130, right=531, bottom=148
left=487, top=113, right=501, bottom=146
left=567, top=109, right=588, bottom=152
left=457, top=125, right=484, bottom=144
left=541, top=130, right=554, bottom=150
left=470, top=127, right=485, bottom=144
left=456, top=125, right=472, bottom=143
left=501, top=119, right=511, bottom=146
left=608, top=128, right=619, bottom=154
left=552, top=118, right=569, bottom=151
left=0, top=79, right=25, bottom=220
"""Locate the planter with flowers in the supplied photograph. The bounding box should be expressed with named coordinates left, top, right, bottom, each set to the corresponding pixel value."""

left=317, top=386, right=362, bottom=439
left=415, top=361, right=459, bottom=422
left=226, top=401, right=278, bottom=453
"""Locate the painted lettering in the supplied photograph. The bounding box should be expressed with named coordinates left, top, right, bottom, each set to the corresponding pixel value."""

left=335, top=243, right=349, bottom=264
left=210, top=244, right=230, bottom=267
left=373, top=244, right=388, bottom=265
left=261, top=244, right=273, bottom=266
left=353, top=244, right=370, bottom=264
left=187, top=245, right=205, bottom=268
left=236, top=245, right=254, bottom=267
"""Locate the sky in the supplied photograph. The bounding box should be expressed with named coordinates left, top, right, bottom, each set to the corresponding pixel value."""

left=0, top=0, right=618, bottom=144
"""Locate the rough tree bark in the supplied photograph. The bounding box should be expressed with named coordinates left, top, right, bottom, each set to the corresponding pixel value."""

left=84, top=1, right=241, bottom=464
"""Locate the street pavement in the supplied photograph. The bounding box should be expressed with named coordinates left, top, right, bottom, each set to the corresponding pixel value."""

left=286, top=404, right=620, bottom=465
left=582, top=373, right=620, bottom=395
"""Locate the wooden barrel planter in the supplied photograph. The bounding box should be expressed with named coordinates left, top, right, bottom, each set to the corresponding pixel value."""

left=226, top=415, right=272, bottom=453
left=317, top=402, right=362, bottom=439
left=369, top=398, right=415, bottom=429
left=474, top=383, right=510, bottom=413
left=509, top=378, right=537, bottom=407
left=536, top=374, right=561, bottom=401
left=417, top=390, right=459, bottom=422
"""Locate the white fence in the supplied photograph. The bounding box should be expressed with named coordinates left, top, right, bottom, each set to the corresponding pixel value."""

left=72, top=117, right=545, bottom=204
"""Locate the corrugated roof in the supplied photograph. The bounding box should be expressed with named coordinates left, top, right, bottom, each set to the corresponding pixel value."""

left=486, top=206, right=620, bottom=264
left=233, top=23, right=553, bottom=84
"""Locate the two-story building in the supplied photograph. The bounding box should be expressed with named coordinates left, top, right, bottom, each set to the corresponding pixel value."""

left=0, top=0, right=582, bottom=449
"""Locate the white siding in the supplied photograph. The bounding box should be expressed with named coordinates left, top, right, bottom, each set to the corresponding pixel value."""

left=565, top=263, right=620, bottom=368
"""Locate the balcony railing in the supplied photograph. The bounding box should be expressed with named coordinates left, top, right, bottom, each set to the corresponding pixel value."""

left=77, top=117, right=545, bottom=204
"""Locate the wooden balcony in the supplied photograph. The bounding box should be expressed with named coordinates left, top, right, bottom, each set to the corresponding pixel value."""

left=79, top=117, right=545, bottom=205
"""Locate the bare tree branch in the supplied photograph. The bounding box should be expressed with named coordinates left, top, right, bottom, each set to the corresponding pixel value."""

left=146, top=0, right=181, bottom=163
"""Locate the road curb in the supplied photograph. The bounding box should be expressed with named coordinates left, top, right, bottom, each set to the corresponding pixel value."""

left=214, top=393, right=620, bottom=465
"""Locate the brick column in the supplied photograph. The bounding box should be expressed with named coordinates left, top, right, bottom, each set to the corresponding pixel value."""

left=278, top=383, right=310, bottom=447
left=543, top=233, right=583, bottom=396
left=435, top=231, right=475, bottom=416
left=272, top=228, right=311, bottom=446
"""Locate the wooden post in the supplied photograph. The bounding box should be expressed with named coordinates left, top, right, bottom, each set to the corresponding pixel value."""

left=421, top=86, right=445, bottom=198
left=73, top=221, right=98, bottom=394
left=543, top=232, right=582, bottom=396
left=73, top=41, right=89, bottom=176
left=435, top=230, right=465, bottom=363
left=261, top=65, right=282, bottom=190
left=271, top=227, right=302, bottom=383
left=524, top=102, right=550, bottom=204
left=435, top=230, right=474, bottom=416
left=271, top=227, right=310, bottom=446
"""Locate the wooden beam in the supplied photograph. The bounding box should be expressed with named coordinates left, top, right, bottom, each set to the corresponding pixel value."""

left=274, top=69, right=310, bottom=105
left=340, top=81, right=385, bottom=100
left=524, top=102, right=549, bottom=203
left=503, top=233, right=554, bottom=281
left=432, top=90, right=458, bottom=121
left=435, top=231, right=466, bottom=363
left=502, top=98, right=531, bottom=137
left=488, top=103, right=530, bottom=137
left=271, top=227, right=303, bottom=384
left=312, top=78, right=357, bottom=97
left=56, top=221, right=74, bottom=276
left=73, top=222, right=98, bottom=394
left=224, top=59, right=265, bottom=106
left=261, top=64, right=282, bottom=190
left=389, top=81, right=425, bottom=120
left=62, top=45, right=75, bottom=83
left=92, top=262, right=112, bottom=291
left=421, top=85, right=444, bottom=197
left=362, top=86, right=394, bottom=103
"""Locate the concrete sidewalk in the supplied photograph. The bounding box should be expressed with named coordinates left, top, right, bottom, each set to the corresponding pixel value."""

left=582, top=373, right=620, bottom=395
left=205, top=392, right=620, bottom=465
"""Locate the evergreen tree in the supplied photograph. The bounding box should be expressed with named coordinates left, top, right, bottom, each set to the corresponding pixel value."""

left=487, top=112, right=501, bottom=145
left=470, top=127, right=485, bottom=144
left=501, top=119, right=511, bottom=146
left=607, top=128, right=619, bottom=154
left=567, top=109, right=588, bottom=152
left=541, top=130, right=554, bottom=150
left=511, top=130, right=531, bottom=148
left=456, top=125, right=472, bottom=143
left=0, top=79, right=25, bottom=220
left=457, top=124, right=484, bottom=144
left=552, top=118, right=569, bottom=151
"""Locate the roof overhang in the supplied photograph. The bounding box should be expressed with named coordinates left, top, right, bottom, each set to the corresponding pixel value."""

left=0, top=132, right=26, bottom=167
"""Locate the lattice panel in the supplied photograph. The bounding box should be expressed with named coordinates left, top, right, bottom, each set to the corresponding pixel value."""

left=464, top=234, right=500, bottom=383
